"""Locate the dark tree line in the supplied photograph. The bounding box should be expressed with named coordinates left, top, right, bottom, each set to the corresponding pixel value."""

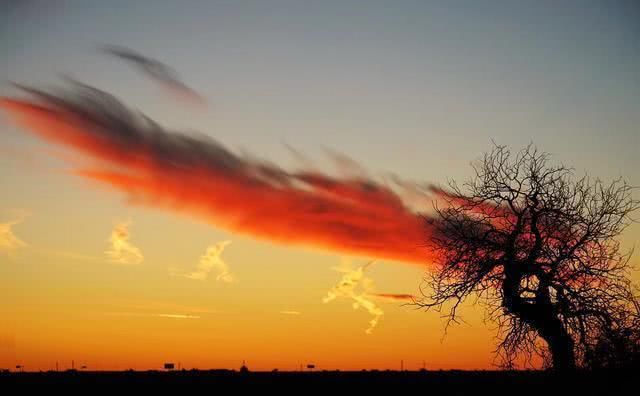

left=420, top=144, right=639, bottom=370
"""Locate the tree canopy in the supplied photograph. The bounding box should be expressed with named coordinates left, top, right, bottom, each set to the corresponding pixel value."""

left=420, top=144, right=639, bottom=370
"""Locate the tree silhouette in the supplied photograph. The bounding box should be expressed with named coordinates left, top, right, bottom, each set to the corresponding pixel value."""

left=419, top=144, right=639, bottom=370
left=584, top=293, right=640, bottom=370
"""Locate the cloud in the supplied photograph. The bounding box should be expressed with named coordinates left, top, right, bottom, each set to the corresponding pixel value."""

left=323, top=259, right=384, bottom=334
left=105, top=221, right=143, bottom=265
left=0, top=81, right=436, bottom=265
left=370, top=293, right=416, bottom=303
left=0, top=217, right=28, bottom=256
left=100, top=45, right=206, bottom=106
left=324, top=148, right=369, bottom=179
left=48, top=250, right=104, bottom=263
left=115, top=301, right=218, bottom=315
left=279, top=310, right=301, bottom=315
left=105, top=312, right=200, bottom=319
left=386, top=175, right=433, bottom=212
left=155, top=313, right=200, bottom=319
left=183, top=240, right=234, bottom=282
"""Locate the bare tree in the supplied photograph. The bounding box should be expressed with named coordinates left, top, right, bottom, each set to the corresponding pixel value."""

left=584, top=286, right=640, bottom=369
left=419, top=144, right=639, bottom=370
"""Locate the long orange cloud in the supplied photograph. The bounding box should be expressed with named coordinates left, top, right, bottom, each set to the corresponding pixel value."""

left=0, top=82, right=435, bottom=265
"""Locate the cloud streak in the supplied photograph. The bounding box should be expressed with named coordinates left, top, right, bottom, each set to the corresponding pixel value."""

left=48, top=250, right=104, bottom=263
left=100, top=45, right=206, bottom=106
left=279, top=310, right=301, bottom=315
left=156, top=313, right=200, bottom=319
left=106, top=221, right=144, bottom=265
left=113, top=301, right=218, bottom=315
left=105, top=312, right=200, bottom=319
left=323, top=259, right=384, bottom=334
left=370, top=293, right=415, bottom=303
left=0, top=81, right=435, bottom=265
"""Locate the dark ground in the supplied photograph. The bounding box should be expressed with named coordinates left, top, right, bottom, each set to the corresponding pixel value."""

left=0, top=369, right=634, bottom=394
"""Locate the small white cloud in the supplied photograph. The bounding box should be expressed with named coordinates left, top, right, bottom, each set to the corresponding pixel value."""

left=182, top=240, right=234, bottom=282
left=323, top=258, right=384, bottom=334
left=0, top=218, right=27, bottom=256
left=105, top=221, right=143, bottom=265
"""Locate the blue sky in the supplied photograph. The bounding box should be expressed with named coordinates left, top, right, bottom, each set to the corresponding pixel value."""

left=3, top=0, right=638, bottom=185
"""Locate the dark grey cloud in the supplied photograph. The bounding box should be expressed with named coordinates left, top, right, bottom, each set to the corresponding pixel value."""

left=100, top=44, right=206, bottom=105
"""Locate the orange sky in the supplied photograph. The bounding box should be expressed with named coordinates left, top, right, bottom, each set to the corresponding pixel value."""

left=1, top=100, right=637, bottom=371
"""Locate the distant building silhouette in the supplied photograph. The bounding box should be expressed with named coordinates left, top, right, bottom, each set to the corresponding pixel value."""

left=239, top=360, right=249, bottom=374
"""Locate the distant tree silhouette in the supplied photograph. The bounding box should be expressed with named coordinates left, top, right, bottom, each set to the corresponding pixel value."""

left=584, top=295, right=640, bottom=370
left=419, top=144, right=639, bottom=370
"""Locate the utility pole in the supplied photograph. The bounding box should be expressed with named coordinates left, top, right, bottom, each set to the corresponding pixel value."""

left=400, top=360, right=404, bottom=371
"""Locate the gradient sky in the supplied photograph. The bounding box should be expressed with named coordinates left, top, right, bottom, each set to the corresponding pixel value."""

left=1, top=0, right=639, bottom=371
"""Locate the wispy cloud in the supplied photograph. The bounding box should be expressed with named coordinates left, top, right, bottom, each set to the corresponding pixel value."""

left=115, top=301, right=218, bottom=315
left=279, top=310, right=301, bottom=315
left=370, top=293, right=416, bottom=303
left=100, top=45, right=206, bottom=106
left=0, top=214, right=28, bottom=256
left=48, top=250, right=104, bottom=263
left=105, top=221, right=143, bottom=265
left=0, top=81, right=436, bottom=265
left=180, top=240, right=234, bottom=282
left=323, top=259, right=384, bottom=334
left=105, top=312, right=200, bottom=319
left=155, top=313, right=200, bottom=319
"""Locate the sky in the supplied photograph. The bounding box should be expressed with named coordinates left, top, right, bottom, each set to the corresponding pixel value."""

left=1, top=0, right=639, bottom=371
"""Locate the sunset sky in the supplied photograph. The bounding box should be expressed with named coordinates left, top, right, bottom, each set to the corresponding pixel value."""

left=1, top=0, right=639, bottom=371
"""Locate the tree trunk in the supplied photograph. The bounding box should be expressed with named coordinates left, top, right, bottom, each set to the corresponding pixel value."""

left=502, top=272, right=576, bottom=370
left=541, top=321, right=576, bottom=370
